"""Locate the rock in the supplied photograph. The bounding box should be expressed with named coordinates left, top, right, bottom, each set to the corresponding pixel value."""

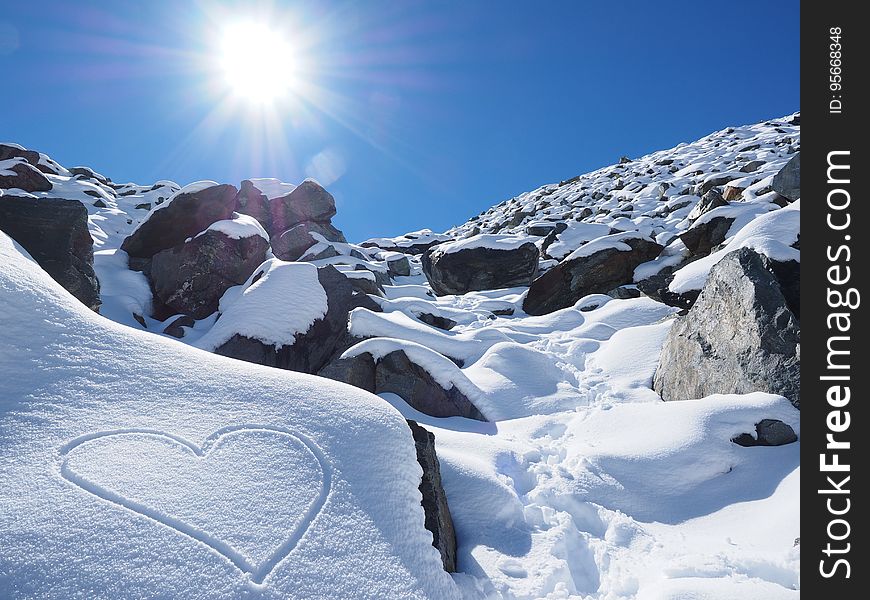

left=422, top=241, right=539, bottom=296
left=739, top=160, right=765, bottom=173
left=162, top=314, right=196, bottom=339
left=732, top=419, right=798, bottom=447
left=134, top=203, right=151, bottom=210
left=215, top=266, right=357, bottom=374
left=679, top=216, right=735, bottom=257
left=374, top=350, right=486, bottom=420
left=635, top=266, right=700, bottom=310
left=68, top=166, right=111, bottom=185
left=772, top=153, right=800, bottom=202
left=406, top=420, right=457, bottom=573
left=149, top=229, right=269, bottom=319
left=235, top=180, right=272, bottom=231
left=695, top=175, right=735, bottom=196
left=523, top=235, right=663, bottom=315
left=93, top=199, right=108, bottom=208
left=653, top=248, right=800, bottom=408
left=0, top=143, right=41, bottom=166
left=271, top=220, right=346, bottom=261
left=121, top=184, right=238, bottom=259
left=525, top=222, right=566, bottom=237
left=0, top=160, right=52, bottom=192
left=317, top=352, right=376, bottom=393
left=0, top=196, right=100, bottom=310
left=722, top=185, right=744, bottom=201
left=417, top=313, right=457, bottom=330
left=687, top=190, right=728, bottom=222
left=386, top=254, right=411, bottom=277
left=344, top=274, right=384, bottom=298
left=300, top=244, right=340, bottom=261
left=269, top=180, right=336, bottom=234
left=606, top=285, right=641, bottom=299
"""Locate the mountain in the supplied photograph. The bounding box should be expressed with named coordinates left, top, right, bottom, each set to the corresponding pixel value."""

left=0, top=114, right=800, bottom=599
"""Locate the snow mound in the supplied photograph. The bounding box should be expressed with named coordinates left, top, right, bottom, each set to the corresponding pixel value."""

left=432, top=234, right=535, bottom=255
left=195, top=213, right=269, bottom=241
left=0, top=231, right=458, bottom=598
left=196, top=259, right=328, bottom=351
left=248, top=178, right=297, bottom=199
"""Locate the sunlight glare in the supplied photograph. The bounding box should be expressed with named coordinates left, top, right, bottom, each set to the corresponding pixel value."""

left=219, top=22, right=298, bottom=103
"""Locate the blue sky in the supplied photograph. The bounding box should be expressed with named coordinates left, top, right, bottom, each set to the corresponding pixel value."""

left=1, top=1, right=799, bottom=242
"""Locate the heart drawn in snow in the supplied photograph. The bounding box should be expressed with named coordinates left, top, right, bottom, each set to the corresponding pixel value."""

left=59, top=425, right=331, bottom=584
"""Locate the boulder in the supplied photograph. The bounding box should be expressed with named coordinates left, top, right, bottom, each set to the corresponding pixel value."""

left=120, top=183, right=238, bottom=259
left=272, top=221, right=346, bottom=261
left=317, top=352, right=376, bottom=393
left=386, top=254, right=411, bottom=277
left=653, top=248, right=800, bottom=408
left=422, top=240, right=539, bottom=296
left=635, top=267, right=699, bottom=310
left=374, top=350, right=486, bottom=421
left=269, top=180, right=337, bottom=234
left=0, top=143, right=41, bottom=166
left=0, top=196, right=100, bottom=310
left=215, top=265, right=357, bottom=374
left=417, top=313, right=457, bottom=330
left=679, top=216, right=735, bottom=257
left=739, top=160, right=765, bottom=173
left=234, top=180, right=272, bottom=231
left=162, top=314, right=196, bottom=339
left=686, top=189, right=728, bottom=222
left=695, top=174, right=735, bottom=196
left=150, top=229, right=269, bottom=320
left=523, top=234, right=663, bottom=315
left=732, top=419, right=798, bottom=447
left=0, top=159, right=52, bottom=192
left=772, top=153, right=800, bottom=202
left=407, top=420, right=457, bottom=573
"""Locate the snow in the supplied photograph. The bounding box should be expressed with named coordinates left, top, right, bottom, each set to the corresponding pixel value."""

left=195, top=213, right=269, bottom=241
left=0, top=232, right=458, bottom=598
left=248, top=178, right=297, bottom=199
left=196, top=259, right=328, bottom=351
left=546, top=222, right=612, bottom=259
left=432, top=234, right=534, bottom=255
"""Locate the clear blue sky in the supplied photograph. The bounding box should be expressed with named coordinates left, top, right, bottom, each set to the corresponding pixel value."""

left=1, top=1, right=799, bottom=242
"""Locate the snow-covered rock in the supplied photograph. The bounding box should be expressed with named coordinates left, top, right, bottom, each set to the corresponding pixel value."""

left=149, top=218, right=270, bottom=320
left=422, top=235, right=540, bottom=296
left=654, top=247, right=800, bottom=408
left=523, top=232, right=663, bottom=315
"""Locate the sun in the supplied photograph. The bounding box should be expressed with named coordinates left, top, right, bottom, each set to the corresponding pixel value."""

left=219, top=22, right=299, bottom=104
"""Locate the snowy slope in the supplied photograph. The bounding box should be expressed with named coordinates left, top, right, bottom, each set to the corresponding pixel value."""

left=0, top=232, right=458, bottom=599
left=1, top=113, right=800, bottom=599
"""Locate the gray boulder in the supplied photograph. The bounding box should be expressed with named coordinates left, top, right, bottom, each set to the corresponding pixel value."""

left=772, top=153, right=800, bottom=202
left=653, top=247, right=800, bottom=408
left=422, top=242, right=539, bottom=296
left=0, top=196, right=100, bottom=310
left=523, top=235, right=663, bottom=315
left=375, top=350, right=486, bottom=420
left=121, top=184, right=238, bottom=259
left=679, top=216, right=735, bottom=257
left=687, top=190, right=728, bottom=222
left=732, top=419, right=798, bottom=447
left=269, top=180, right=337, bottom=235
left=150, top=229, right=269, bottom=319
left=407, top=420, right=457, bottom=573
left=272, top=221, right=346, bottom=261
left=387, top=254, right=411, bottom=277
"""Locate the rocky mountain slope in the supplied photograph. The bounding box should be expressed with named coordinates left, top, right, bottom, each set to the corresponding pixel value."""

left=1, top=114, right=800, bottom=599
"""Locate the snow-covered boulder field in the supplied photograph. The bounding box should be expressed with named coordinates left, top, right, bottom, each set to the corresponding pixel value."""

left=2, top=114, right=800, bottom=598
